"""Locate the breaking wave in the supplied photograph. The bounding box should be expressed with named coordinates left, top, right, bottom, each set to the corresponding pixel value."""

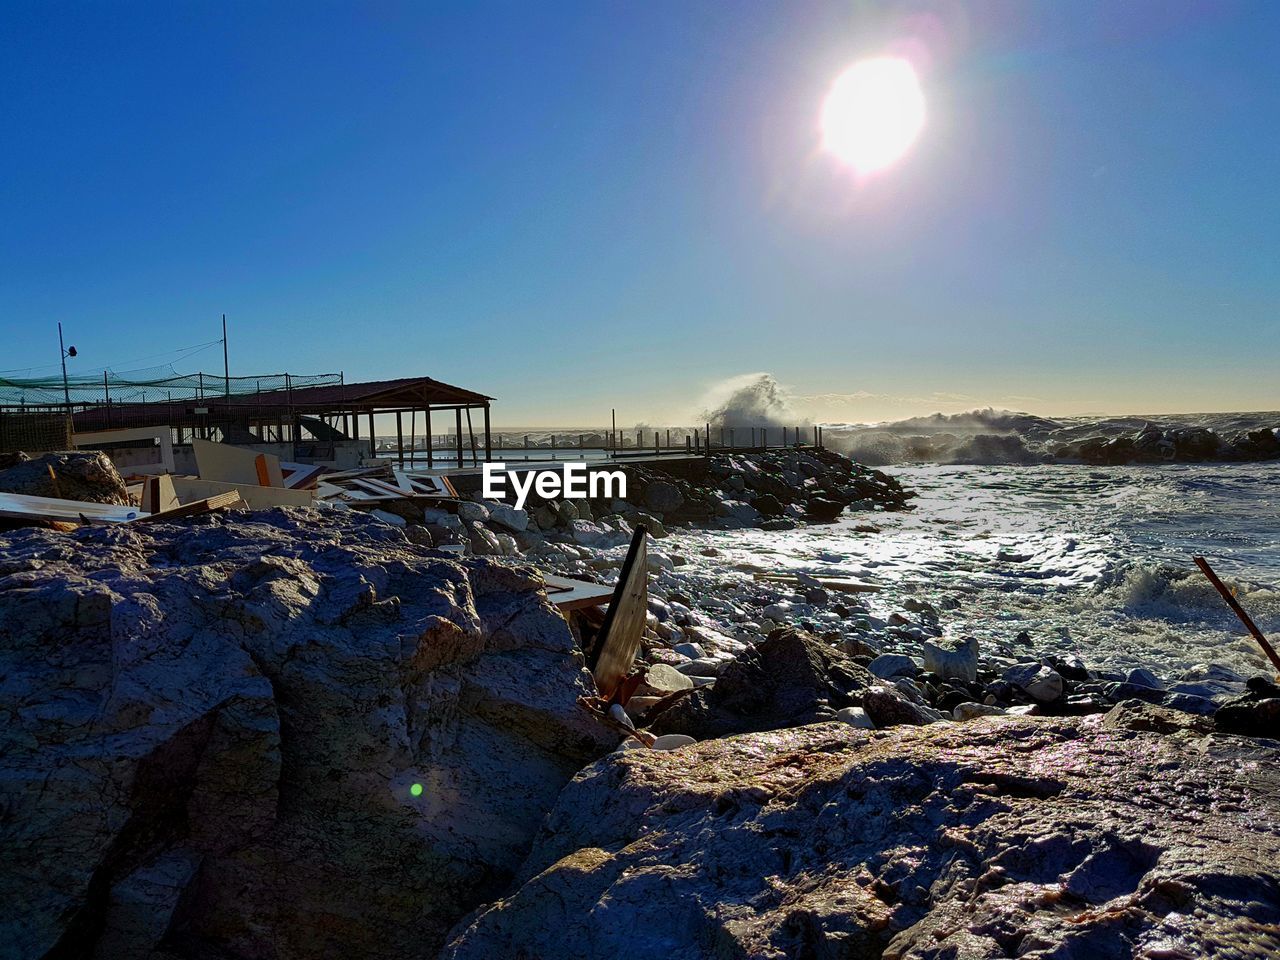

left=826, top=408, right=1280, bottom=466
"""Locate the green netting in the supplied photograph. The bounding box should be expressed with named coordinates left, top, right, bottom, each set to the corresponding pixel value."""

left=0, top=366, right=341, bottom=406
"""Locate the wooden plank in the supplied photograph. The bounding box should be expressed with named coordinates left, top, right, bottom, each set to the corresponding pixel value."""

left=192, top=438, right=285, bottom=488
left=136, top=491, right=242, bottom=522
left=170, top=476, right=315, bottom=510
left=0, top=492, right=141, bottom=524
left=141, top=474, right=180, bottom=514
left=542, top=574, right=616, bottom=612
left=396, top=470, right=458, bottom=497
left=280, top=462, right=326, bottom=490
left=590, top=525, right=649, bottom=698
left=254, top=454, right=271, bottom=487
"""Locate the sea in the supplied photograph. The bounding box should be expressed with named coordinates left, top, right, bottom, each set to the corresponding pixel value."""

left=667, top=462, right=1280, bottom=680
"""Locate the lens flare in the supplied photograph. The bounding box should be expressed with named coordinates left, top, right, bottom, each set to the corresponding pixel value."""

left=410, top=783, right=423, bottom=797
left=821, top=57, right=925, bottom=175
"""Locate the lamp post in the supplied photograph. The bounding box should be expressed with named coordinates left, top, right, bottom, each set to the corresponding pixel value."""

left=58, top=322, right=77, bottom=410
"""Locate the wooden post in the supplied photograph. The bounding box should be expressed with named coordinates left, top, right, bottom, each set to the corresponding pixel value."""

left=465, top=406, right=477, bottom=466
left=483, top=403, right=491, bottom=461
left=666, top=428, right=670, bottom=448
left=368, top=412, right=376, bottom=457
left=1194, top=556, right=1280, bottom=674
left=455, top=407, right=464, bottom=468
left=729, top=428, right=735, bottom=447
left=686, top=435, right=692, bottom=453
left=396, top=411, right=404, bottom=466
left=426, top=407, right=433, bottom=468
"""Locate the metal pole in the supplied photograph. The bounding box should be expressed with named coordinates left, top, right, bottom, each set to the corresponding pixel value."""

left=58, top=322, right=71, bottom=409
left=222, top=314, right=230, bottom=396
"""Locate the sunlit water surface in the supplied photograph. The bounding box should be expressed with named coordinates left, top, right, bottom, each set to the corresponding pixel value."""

left=668, top=464, right=1280, bottom=678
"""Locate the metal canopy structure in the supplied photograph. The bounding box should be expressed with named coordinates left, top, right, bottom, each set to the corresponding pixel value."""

left=1, top=371, right=494, bottom=468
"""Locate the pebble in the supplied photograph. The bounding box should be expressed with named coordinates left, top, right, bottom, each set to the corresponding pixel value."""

left=836, top=706, right=875, bottom=729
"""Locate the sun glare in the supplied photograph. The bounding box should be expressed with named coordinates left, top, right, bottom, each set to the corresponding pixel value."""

left=821, top=57, right=925, bottom=175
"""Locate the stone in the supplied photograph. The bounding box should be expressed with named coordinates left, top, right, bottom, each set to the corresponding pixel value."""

left=487, top=503, right=529, bottom=532
left=650, top=734, right=696, bottom=751
left=650, top=629, right=873, bottom=739
left=370, top=508, right=407, bottom=527
left=1103, top=699, right=1215, bottom=736
left=804, top=496, right=844, bottom=521
left=674, top=657, right=723, bottom=677
left=457, top=500, right=490, bottom=523
left=867, top=653, right=918, bottom=679
left=750, top=494, right=784, bottom=517
left=1005, top=663, right=1066, bottom=703
left=673, top=642, right=706, bottom=660
left=643, top=481, right=684, bottom=514
left=862, top=684, right=946, bottom=726
left=836, top=706, right=874, bottom=729
left=953, top=702, right=1007, bottom=721
left=1126, top=666, right=1165, bottom=690
left=466, top=521, right=504, bottom=555
left=921, top=635, right=978, bottom=682
left=445, top=716, right=1280, bottom=960
left=0, top=450, right=131, bottom=505
left=637, top=663, right=695, bottom=697
left=0, top=512, right=616, bottom=959
left=1216, top=678, right=1280, bottom=738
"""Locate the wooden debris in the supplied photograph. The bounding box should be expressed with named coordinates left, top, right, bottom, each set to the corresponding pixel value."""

left=1194, top=555, right=1280, bottom=675
left=136, top=491, right=243, bottom=522
left=0, top=492, right=142, bottom=524
left=542, top=573, right=616, bottom=612
left=590, top=525, right=649, bottom=698
left=170, top=476, right=315, bottom=510
left=192, top=438, right=284, bottom=488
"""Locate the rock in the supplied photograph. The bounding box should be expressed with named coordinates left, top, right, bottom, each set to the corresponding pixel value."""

left=1126, top=666, right=1165, bottom=690
left=921, top=635, right=978, bottom=682
left=649, top=629, right=873, bottom=739
left=532, top=504, right=559, bottom=530
left=1216, top=678, right=1280, bottom=738
left=643, top=481, right=684, bottom=514
left=1098, top=681, right=1219, bottom=716
left=633, top=512, right=667, bottom=538
left=650, top=734, right=696, bottom=751
left=868, top=653, right=918, bottom=679
left=804, top=496, right=844, bottom=521
left=445, top=715, right=1280, bottom=960
left=0, top=450, right=131, bottom=505
left=750, top=494, right=784, bottom=517
left=673, top=642, right=706, bottom=660
left=1005, top=663, right=1066, bottom=703
left=863, top=684, right=946, bottom=726
left=836, top=706, right=874, bottom=729
left=637, top=663, right=695, bottom=697
left=466, top=521, right=504, bottom=555
left=457, top=500, right=490, bottom=523
left=674, top=657, right=723, bottom=677
left=487, top=503, right=529, bottom=532
left=953, top=701, right=1007, bottom=721
left=370, top=508, right=407, bottom=527
left=1103, top=699, right=1215, bottom=736
left=0, top=512, right=615, bottom=959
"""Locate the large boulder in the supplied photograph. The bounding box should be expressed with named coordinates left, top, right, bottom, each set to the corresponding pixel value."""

left=0, top=511, right=615, bottom=959
left=0, top=449, right=131, bottom=504
left=649, top=628, right=873, bottom=738
left=443, top=716, right=1280, bottom=959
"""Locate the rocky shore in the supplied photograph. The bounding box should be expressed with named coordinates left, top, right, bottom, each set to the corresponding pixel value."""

left=3, top=449, right=1279, bottom=959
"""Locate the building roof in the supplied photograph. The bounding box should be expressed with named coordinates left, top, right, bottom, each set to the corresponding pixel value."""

left=60, top=375, right=492, bottom=433
left=256, top=376, right=494, bottom=407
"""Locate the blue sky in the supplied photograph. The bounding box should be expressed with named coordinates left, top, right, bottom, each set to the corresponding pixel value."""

left=2, top=1, right=1277, bottom=425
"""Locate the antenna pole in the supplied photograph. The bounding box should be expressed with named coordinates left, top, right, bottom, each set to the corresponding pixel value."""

left=222, top=314, right=230, bottom=396
left=58, top=322, right=71, bottom=409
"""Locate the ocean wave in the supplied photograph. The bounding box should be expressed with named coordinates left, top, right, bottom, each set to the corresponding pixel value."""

left=827, top=408, right=1280, bottom=465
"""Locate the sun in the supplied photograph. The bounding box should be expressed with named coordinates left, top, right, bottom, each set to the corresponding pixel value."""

left=821, top=57, right=925, bottom=175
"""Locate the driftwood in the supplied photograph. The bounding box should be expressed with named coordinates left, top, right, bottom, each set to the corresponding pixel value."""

left=1193, top=555, right=1280, bottom=675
